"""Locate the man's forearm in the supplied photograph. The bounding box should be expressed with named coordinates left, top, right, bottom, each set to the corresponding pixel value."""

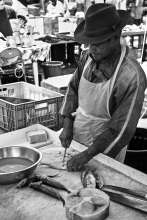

left=86, top=140, right=102, bottom=158
left=63, top=116, right=74, bottom=128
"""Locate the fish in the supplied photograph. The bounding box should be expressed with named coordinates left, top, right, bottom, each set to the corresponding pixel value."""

left=29, top=181, right=65, bottom=206
left=16, top=176, right=38, bottom=189
left=92, top=169, right=104, bottom=189
left=16, top=173, right=60, bottom=189
left=81, top=167, right=103, bottom=189
left=39, top=162, right=66, bottom=170
left=35, top=174, right=71, bottom=193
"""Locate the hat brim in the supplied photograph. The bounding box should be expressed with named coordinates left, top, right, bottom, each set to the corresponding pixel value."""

left=74, top=10, right=130, bottom=44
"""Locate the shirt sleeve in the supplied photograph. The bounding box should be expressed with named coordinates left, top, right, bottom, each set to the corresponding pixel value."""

left=9, top=7, right=17, bottom=19
left=87, top=60, right=147, bottom=159
left=11, top=8, right=17, bottom=19
left=60, top=50, right=89, bottom=119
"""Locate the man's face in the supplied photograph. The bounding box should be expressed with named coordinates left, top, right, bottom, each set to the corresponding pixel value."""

left=89, top=37, right=116, bottom=62
left=0, top=0, right=5, bottom=10
left=51, top=0, right=57, bottom=6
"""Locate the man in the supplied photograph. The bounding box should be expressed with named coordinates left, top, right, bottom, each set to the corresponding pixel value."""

left=131, top=0, right=144, bottom=26
left=105, top=0, right=127, bottom=10
left=59, top=3, right=147, bottom=171
left=46, top=0, right=65, bottom=16
left=0, top=0, right=16, bottom=37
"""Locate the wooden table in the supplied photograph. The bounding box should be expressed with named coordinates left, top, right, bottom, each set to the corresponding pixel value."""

left=0, top=136, right=147, bottom=220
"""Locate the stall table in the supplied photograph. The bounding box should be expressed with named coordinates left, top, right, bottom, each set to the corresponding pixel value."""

left=0, top=126, right=147, bottom=220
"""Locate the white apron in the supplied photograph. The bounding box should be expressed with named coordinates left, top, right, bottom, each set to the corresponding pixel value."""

left=72, top=42, right=127, bottom=163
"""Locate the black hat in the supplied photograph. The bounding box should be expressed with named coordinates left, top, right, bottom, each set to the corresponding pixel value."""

left=74, top=3, right=130, bottom=44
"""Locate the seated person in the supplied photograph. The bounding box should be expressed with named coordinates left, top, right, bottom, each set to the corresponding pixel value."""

left=17, top=14, right=28, bottom=34
left=17, top=14, right=27, bottom=28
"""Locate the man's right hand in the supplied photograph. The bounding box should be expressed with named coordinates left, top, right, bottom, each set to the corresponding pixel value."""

left=59, top=117, right=73, bottom=149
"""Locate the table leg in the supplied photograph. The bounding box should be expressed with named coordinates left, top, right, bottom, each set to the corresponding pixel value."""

left=32, top=61, right=39, bottom=86
left=47, top=45, right=52, bottom=61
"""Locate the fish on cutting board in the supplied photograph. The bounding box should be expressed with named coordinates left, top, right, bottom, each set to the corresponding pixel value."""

left=81, top=167, right=104, bottom=189
left=16, top=176, right=38, bottom=189
left=17, top=173, right=71, bottom=192
left=65, top=188, right=110, bottom=220
left=29, top=181, right=65, bottom=206
left=34, top=174, right=71, bottom=193
left=39, top=162, right=66, bottom=170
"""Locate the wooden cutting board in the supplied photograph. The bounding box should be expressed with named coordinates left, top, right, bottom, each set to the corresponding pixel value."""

left=0, top=144, right=147, bottom=220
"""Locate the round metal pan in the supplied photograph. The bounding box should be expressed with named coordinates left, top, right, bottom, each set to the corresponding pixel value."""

left=0, top=145, right=42, bottom=184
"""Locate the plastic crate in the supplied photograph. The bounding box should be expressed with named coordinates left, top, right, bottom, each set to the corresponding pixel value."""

left=0, top=82, right=64, bottom=131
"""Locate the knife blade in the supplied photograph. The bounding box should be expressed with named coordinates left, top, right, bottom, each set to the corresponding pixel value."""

left=62, top=140, right=71, bottom=165
left=102, top=185, right=147, bottom=200
left=101, top=187, right=147, bottom=213
left=62, top=147, right=67, bottom=164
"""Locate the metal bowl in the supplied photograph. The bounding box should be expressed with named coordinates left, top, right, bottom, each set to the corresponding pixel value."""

left=0, top=145, right=42, bottom=185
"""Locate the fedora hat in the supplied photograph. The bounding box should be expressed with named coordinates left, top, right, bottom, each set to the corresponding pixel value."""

left=74, top=3, right=130, bottom=44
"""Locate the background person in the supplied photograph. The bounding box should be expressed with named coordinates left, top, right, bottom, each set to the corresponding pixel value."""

left=0, top=0, right=16, bottom=37
left=105, top=0, right=127, bottom=10
left=131, top=0, right=144, bottom=26
left=59, top=3, right=147, bottom=171
left=46, top=0, right=65, bottom=16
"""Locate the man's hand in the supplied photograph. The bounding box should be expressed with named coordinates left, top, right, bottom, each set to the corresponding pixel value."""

left=67, top=150, right=92, bottom=171
left=59, top=117, right=73, bottom=149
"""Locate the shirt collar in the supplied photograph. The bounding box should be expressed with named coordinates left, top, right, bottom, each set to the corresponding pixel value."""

left=89, top=47, right=121, bottom=79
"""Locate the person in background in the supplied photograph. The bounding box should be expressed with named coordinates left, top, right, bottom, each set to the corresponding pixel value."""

left=131, top=0, right=144, bottom=26
left=84, top=0, right=104, bottom=12
left=0, top=0, right=16, bottom=37
left=59, top=3, right=147, bottom=171
left=4, top=0, right=13, bottom=6
left=105, top=0, right=127, bottom=10
left=46, top=0, right=65, bottom=16
left=17, top=14, right=27, bottom=28
left=17, top=14, right=28, bottom=35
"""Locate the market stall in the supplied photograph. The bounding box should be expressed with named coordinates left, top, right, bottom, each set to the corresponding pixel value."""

left=0, top=3, right=147, bottom=220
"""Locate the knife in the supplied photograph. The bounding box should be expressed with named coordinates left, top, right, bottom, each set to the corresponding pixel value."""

left=62, top=140, right=71, bottom=165
left=101, top=185, right=147, bottom=213
left=102, top=185, right=147, bottom=200
left=62, top=147, right=67, bottom=164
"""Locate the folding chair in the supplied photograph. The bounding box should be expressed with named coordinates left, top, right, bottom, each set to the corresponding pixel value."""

left=0, top=47, right=26, bottom=84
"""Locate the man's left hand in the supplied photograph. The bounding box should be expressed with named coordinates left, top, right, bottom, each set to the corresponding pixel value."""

left=67, top=150, right=92, bottom=171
